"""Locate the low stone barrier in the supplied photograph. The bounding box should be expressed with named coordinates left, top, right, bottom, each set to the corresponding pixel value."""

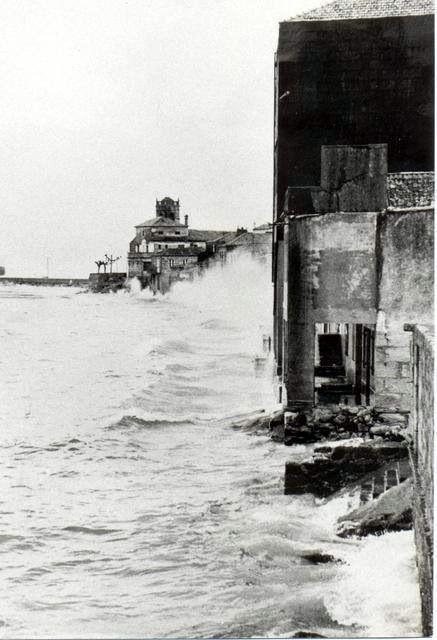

left=284, top=440, right=409, bottom=497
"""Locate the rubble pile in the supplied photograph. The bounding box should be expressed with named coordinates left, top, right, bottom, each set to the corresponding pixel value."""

left=270, top=405, right=409, bottom=446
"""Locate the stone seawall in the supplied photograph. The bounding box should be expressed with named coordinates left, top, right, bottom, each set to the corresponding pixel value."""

left=406, top=324, right=434, bottom=636
left=88, top=273, right=126, bottom=293
left=0, top=277, right=89, bottom=287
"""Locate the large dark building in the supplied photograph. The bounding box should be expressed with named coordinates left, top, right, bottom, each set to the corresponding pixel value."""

left=271, top=5, right=434, bottom=632
left=274, top=0, right=433, bottom=200
left=272, top=0, right=434, bottom=380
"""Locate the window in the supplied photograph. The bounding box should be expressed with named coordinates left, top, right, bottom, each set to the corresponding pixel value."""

left=169, top=259, right=175, bottom=267
left=165, top=244, right=168, bottom=249
left=175, top=231, right=181, bottom=235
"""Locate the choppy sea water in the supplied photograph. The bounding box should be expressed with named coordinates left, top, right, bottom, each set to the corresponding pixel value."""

left=0, top=253, right=420, bottom=638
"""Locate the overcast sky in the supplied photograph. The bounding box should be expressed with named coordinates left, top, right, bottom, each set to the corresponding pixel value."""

left=1, top=0, right=322, bottom=277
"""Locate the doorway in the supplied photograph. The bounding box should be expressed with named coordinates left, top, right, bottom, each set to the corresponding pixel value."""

left=314, top=323, right=375, bottom=405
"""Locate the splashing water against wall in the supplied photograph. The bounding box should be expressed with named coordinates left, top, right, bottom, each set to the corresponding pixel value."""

left=0, top=251, right=421, bottom=638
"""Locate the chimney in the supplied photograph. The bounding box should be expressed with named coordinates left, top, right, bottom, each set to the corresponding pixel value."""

left=184, top=214, right=189, bottom=227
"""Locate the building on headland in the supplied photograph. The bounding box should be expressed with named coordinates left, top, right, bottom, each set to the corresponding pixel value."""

left=127, top=197, right=264, bottom=292
left=127, top=197, right=226, bottom=292
left=272, top=0, right=434, bottom=632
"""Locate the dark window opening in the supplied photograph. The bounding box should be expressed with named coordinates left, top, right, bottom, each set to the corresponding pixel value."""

left=314, top=323, right=375, bottom=406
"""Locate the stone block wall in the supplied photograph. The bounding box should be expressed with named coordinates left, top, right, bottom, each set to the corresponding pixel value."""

left=88, top=273, right=127, bottom=293
left=387, top=172, right=435, bottom=208
left=374, top=209, right=434, bottom=411
left=411, top=325, right=434, bottom=530
left=374, top=315, right=413, bottom=411
left=407, top=324, right=434, bottom=636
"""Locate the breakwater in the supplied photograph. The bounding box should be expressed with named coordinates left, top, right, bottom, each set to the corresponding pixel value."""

left=0, top=277, right=89, bottom=287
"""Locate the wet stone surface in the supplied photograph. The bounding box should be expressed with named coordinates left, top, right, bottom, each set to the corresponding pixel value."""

left=284, top=441, right=409, bottom=497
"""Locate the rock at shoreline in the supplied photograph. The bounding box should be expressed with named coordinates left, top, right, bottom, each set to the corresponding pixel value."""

left=269, top=410, right=285, bottom=441
left=284, top=412, right=318, bottom=445
left=301, top=552, right=339, bottom=565
left=337, top=478, right=413, bottom=537
left=369, top=424, right=405, bottom=441
left=284, top=441, right=408, bottom=497
left=272, top=404, right=409, bottom=446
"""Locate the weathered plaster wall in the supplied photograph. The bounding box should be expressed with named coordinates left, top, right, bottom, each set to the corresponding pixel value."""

left=375, top=209, right=434, bottom=410
left=127, top=258, right=144, bottom=278
left=285, top=212, right=377, bottom=406
left=273, top=232, right=285, bottom=375
left=303, top=213, right=377, bottom=322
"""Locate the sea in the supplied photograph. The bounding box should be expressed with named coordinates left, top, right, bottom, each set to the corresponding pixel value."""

left=0, top=252, right=421, bottom=639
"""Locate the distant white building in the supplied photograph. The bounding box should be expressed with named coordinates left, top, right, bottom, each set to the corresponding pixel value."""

left=127, top=197, right=233, bottom=290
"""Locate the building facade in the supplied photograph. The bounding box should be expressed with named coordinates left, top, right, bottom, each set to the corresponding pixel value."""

left=272, top=0, right=434, bottom=382
left=272, top=3, right=434, bottom=630
left=279, top=143, right=433, bottom=411
left=127, top=197, right=237, bottom=292
left=272, top=0, right=434, bottom=409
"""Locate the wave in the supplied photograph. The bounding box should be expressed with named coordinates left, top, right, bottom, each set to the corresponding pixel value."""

left=62, top=526, right=121, bottom=536
left=106, top=414, right=195, bottom=431
left=0, top=534, right=25, bottom=544
left=324, top=529, right=421, bottom=636
left=150, top=340, right=196, bottom=356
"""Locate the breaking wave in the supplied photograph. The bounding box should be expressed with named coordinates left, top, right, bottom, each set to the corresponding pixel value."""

left=0, top=251, right=420, bottom=638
